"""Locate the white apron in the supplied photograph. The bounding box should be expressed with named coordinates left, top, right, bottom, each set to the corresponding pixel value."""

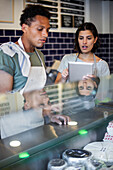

left=18, top=38, right=47, bottom=93
left=0, top=39, right=46, bottom=138
left=1, top=109, right=44, bottom=139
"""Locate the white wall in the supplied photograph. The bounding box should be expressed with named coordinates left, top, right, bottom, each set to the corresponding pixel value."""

left=110, top=1, right=113, bottom=33
left=0, top=0, right=24, bottom=30
left=102, top=1, right=110, bottom=34
left=85, top=0, right=112, bottom=34
left=90, top=0, right=102, bottom=33
left=0, top=0, right=112, bottom=34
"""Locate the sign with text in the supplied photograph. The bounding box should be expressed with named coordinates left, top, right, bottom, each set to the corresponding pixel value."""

left=61, top=15, right=73, bottom=28
left=25, top=0, right=85, bottom=30
left=74, top=16, right=84, bottom=27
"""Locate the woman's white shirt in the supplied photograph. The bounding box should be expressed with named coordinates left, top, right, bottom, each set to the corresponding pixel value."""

left=57, top=53, right=110, bottom=78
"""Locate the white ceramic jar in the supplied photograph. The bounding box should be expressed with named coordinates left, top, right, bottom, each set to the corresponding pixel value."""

left=47, top=158, right=67, bottom=170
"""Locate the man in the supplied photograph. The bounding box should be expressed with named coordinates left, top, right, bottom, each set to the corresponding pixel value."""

left=0, top=5, right=50, bottom=93
left=0, top=5, right=70, bottom=125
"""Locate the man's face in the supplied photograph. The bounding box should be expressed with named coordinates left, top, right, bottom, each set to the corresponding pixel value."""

left=22, top=15, right=50, bottom=49
left=24, top=89, right=50, bottom=110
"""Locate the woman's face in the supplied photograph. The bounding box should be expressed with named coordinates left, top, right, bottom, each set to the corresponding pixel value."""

left=78, top=79, right=95, bottom=96
left=78, top=30, right=97, bottom=54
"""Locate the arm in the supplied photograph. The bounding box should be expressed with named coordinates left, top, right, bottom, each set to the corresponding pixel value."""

left=55, top=54, right=75, bottom=84
left=0, top=70, right=13, bottom=93
left=0, top=50, right=15, bottom=92
left=55, top=68, right=69, bottom=84
left=55, top=72, right=62, bottom=84
left=55, top=55, right=68, bottom=84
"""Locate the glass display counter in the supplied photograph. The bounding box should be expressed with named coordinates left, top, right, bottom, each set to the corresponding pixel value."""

left=0, top=75, right=113, bottom=169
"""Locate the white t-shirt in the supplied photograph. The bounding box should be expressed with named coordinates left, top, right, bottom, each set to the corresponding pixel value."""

left=58, top=53, right=110, bottom=78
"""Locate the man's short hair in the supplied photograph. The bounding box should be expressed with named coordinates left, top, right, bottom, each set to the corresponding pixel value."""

left=20, top=4, right=51, bottom=26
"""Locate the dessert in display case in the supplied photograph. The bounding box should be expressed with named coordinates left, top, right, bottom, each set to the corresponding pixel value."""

left=0, top=75, right=113, bottom=169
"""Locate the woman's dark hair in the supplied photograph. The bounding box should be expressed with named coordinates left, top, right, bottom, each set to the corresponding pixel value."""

left=74, top=22, right=100, bottom=53
left=20, top=5, right=51, bottom=26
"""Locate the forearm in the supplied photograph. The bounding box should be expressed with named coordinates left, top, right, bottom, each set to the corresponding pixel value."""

left=55, top=72, right=67, bottom=84
left=55, top=72, right=62, bottom=84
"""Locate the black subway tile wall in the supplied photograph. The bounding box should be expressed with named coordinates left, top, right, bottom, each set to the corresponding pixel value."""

left=0, top=29, right=113, bottom=73
left=0, top=37, right=10, bottom=43
left=5, top=30, right=15, bottom=36
left=0, top=30, right=3, bottom=36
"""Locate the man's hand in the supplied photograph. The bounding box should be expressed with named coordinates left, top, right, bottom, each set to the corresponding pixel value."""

left=50, top=114, right=71, bottom=125
left=50, top=102, right=63, bottom=112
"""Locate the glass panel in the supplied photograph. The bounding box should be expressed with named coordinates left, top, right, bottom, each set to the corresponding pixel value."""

left=1, top=74, right=113, bottom=169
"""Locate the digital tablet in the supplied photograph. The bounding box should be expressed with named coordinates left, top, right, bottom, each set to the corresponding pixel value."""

left=68, top=62, right=94, bottom=82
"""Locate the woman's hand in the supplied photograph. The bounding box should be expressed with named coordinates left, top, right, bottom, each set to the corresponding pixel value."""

left=61, top=68, right=69, bottom=82
left=82, top=74, right=96, bottom=80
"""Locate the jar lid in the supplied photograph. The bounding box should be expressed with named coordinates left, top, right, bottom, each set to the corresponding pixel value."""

left=64, top=149, right=92, bottom=158
left=48, top=158, right=67, bottom=170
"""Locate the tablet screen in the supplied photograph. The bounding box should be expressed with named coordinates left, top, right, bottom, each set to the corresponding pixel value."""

left=68, top=62, right=94, bottom=82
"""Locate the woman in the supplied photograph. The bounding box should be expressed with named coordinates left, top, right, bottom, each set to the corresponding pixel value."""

left=55, top=22, right=110, bottom=83
left=76, top=75, right=100, bottom=97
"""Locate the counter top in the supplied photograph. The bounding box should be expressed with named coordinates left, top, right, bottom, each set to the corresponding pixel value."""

left=0, top=106, right=113, bottom=169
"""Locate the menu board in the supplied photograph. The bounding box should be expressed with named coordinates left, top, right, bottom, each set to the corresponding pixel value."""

left=61, top=15, right=73, bottom=28
left=74, top=16, right=84, bottom=27
left=25, top=0, right=85, bottom=30
left=60, top=0, right=84, bottom=28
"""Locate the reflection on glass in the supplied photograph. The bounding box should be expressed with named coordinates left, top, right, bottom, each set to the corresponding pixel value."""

left=1, top=75, right=113, bottom=170
left=95, top=75, right=112, bottom=104
left=9, top=140, right=21, bottom=147
left=23, top=89, right=50, bottom=111
left=0, top=92, right=24, bottom=115
left=76, top=76, right=100, bottom=97
left=45, top=77, right=100, bottom=116
left=1, top=74, right=113, bottom=140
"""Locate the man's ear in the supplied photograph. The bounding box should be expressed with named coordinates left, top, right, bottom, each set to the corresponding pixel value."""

left=22, top=24, right=28, bottom=33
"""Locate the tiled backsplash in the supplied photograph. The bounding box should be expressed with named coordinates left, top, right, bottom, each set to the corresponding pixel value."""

left=0, top=29, right=113, bottom=73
